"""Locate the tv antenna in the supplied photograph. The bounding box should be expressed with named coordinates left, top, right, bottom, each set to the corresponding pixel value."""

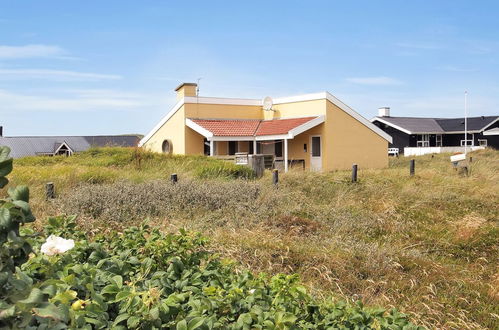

left=262, top=96, right=274, bottom=111
left=196, top=77, right=202, bottom=95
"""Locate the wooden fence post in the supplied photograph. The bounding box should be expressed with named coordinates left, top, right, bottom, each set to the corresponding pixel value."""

left=171, top=173, right=178, bottom=184
left=351, top=164, right=358, bottom=183
left=272, top=169, right=279, bottom=186
left=45, top=182, right=55, bottom=199
left=410, top=159, right=415, bottom=176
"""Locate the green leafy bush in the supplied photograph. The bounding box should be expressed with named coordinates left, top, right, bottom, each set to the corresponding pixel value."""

left=15, top=217, right=421, bottom=329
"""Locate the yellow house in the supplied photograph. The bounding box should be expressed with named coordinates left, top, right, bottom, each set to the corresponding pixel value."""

left=139, top=83, right=392, bottom=172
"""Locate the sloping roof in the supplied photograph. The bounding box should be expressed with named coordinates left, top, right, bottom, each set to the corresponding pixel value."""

left=189, top=119, right=261, bottom=136
left=372, top=116, right=499, bottom=134
left=435, top=116, right=498, bottom=132
left=84, top=135, right=141, bottom=147
left=255, top=117, right=316, bottom=136
left=188, top=117, right=319, bottom=137
left=0, top=135, right=140, bottom=158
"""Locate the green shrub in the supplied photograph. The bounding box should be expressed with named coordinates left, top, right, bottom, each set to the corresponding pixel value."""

left=17, top=217, right=421, bottom=329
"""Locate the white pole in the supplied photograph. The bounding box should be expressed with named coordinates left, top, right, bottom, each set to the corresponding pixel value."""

left=284, top=139, right=288, bottom=173
left=253, top=140, right=257, bottom=155
left=209, top=140, right=214, bottom=156
left=464, top=91, right=468, bottom=156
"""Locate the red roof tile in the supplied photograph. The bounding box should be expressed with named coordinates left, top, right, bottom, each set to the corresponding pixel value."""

left=189, top=117, right=318, bottom=137
left=255, top=117, right=317, bottom=136
left=190, top=119, right=260, bottom=136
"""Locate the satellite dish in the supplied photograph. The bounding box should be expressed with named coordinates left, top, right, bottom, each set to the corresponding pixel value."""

left=262, top=96, right=273, bottom=111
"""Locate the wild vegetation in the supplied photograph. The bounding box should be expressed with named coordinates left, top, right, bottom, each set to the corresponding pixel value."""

left=1, top=146, right=419, bottom=329
left=7, top=147, right=499, bottom=329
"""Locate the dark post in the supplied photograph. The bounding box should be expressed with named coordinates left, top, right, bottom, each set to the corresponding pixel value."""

left=469, top=156, right=473, bottom=163
left=272, top=169, right=279, bottom=186
left=351, top=164, right=358, bottom=183
left=410, top=159, right=415, bottom=176
left=171, top=173, right=178, bottom=184
left=45, top=182, right=55, bottom=199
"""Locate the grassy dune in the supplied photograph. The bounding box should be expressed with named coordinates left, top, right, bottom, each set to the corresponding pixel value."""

left=9, top=147, right=499, bottom=329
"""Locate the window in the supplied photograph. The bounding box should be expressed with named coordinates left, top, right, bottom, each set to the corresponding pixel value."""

left=436, top=134, right=442, bottom=147
left=248, top=141, right=254, bottom=154
left=311, top=136, right=321, bottom=157
left=162, top=140, right=172, bottom=154
left=460, top=133, right=474, bottom=147
left=478, top=139, right=488, bottom=147
left=460, top=140, right=473, bottom=146
left=203, top=138, right=210, bottom=156
left=274, top=140, right=283, bottom=157
left=228, top=141, right=238, bottom=155
left=417, top=134, right=430, bottom=147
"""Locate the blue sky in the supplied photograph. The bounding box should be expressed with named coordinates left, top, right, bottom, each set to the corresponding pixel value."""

left=1, top=1, right=498, bottom=136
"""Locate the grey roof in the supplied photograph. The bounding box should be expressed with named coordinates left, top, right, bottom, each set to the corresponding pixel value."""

left=435, top=116, right=497, bottom=132
left=0, top=135, right=140, bottom=158
left=373, top=116, right=498, bottom=134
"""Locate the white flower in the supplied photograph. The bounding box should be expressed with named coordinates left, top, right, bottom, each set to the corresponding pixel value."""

left=40, top=235, right=75, bottom=256
left=249, top=289, right=255, bottom=294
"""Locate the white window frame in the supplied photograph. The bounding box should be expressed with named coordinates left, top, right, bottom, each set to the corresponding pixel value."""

left=460, top=139, right=473, bottom=146
left=417, top=134, right=430, bottom=147
left=478, top=139, right=487, bottom=147
left=460, top=133, right=474, bottom=147
left=436, top=134, right=442, bottom=147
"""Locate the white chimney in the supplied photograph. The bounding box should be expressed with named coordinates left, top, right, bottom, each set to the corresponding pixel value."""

left=378, top=107, right=390, bottom=117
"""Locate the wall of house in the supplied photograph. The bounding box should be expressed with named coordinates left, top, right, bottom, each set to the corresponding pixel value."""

left=287, top=124, right=324, bottom=170
left=266, top=99, right=327, bottom=120
left=442, top=133, right=474, bottom=146
left=372, top=121, right=410, bottom=151
left=184, top=102, right=262, bottom=119
left=142, top=106, right=187, bottom=154
left=481, top=121, right=499, bottom=149
left=325, top=101, right=389, bottom=170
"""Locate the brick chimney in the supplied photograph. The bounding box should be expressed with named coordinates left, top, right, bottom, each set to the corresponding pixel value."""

left=378, top=107, right=390, bottom=117
left=174, top=82, right=198, bottom=101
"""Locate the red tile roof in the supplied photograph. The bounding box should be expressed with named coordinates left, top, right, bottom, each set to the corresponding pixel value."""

left=255, top=117, right=316, bottom=136
left=189, top=117, right=318, bottom=137
left=189, top=119, right=261, bottom=136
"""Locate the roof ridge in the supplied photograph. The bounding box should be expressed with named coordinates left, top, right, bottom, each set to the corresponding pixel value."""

left=253, top=120, right=263, bottom=136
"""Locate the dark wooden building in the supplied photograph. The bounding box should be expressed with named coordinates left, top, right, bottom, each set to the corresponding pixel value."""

left=371, top=108, right=499, bottom=155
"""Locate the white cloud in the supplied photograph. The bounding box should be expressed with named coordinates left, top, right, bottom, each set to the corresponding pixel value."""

left=346, top=76, right=403, bottom=86
left=0, top=44, right=66, bottom=59
left=0, top=69, right=122, bottom=81
left=0, top=88, right=151, bottom=112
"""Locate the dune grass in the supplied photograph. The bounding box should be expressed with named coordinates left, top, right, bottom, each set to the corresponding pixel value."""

left=8, top=147, right=499, bottom=329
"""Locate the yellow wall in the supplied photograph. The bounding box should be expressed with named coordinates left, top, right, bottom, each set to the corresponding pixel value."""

left=184, top=102, right=262, bottom=119
left=280, top=125, right=322, bottom=170
left=324, top=101, right=388, bottom=170
left=265, top=99, right=327, bottom=120
left=142, top=106, right=187, bottom=154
